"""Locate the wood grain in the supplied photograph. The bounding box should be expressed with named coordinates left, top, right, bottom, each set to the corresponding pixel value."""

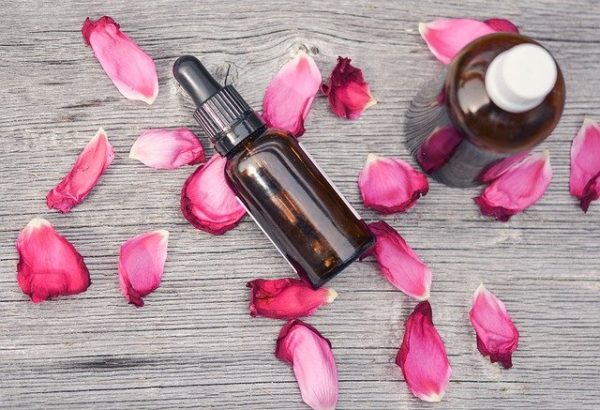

left=1, top=0, right=599, bottom=408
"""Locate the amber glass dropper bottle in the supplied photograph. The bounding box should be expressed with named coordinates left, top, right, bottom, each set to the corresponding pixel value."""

left=173, top=56, right=374, bottom=288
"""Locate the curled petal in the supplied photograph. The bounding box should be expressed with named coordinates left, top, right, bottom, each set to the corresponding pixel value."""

left=119, top=230, right=169, bottom=307
left=415, top=126, right=463, bottom=173
left=275, top=320, right=338, bottom=410
left=362, top=221, right=431, bottom=300
left=130, top=128, right=205, bottom=169
left=358, top=154, right=428, bottom=214
left=474, top=151, right=552, bottom=222
left=396, top=301, right=452, bottom=402
left=181, top=154, right=245, bottom=234
left=570, top=119, right=600, bottom=211
left=469, top=284, right=519, bottom=368
left=47, top=128, right=115, bottom=213
left=581, top=172, right=600, bottom=213
left=484, top=18, right=520, bottom=33
left=247, top=278, right=337, bottom=320
left=82, top=16, right=158, bottom=104
left=321, top=56, right=376, bottom=120
left=16, top=218, right=90, bottom=303
left=478, top=152, right=529, bottom=183
left=262, top=51, right=322, bottom=137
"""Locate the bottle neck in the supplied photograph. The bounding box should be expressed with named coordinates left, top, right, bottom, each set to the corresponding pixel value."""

left=222, top=125, right=268, bottom=158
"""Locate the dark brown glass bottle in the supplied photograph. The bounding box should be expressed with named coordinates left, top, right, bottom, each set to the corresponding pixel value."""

left=405, top=33, right=565, bottom=187
left=173, top=56, right=374, bottom=288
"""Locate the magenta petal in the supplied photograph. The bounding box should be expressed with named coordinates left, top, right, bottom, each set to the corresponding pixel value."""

left=130, top=128, right=205, bottom=169
left=396, top=301, right=452, bottom=402
left=469, top=284, right=519, bottom=368
left=570, top=119, right=600, bottom=211
left=478, top=152, right=529, bottom=183
left=363, top=221, right=431, bottom=300
left=82, top=16, right=159, bottom=104
left=484, top=18, right=520, bottom=33
left=47, top=128, right=115, bottom=213
left=16, top=218, right=91, bottom=303
left=358, top=154, right=428, bottom=214
left=581, top=172, right=600, bottom=213
left=181, top=153, right=245, bottom=235
left=262, top=51, right=322, bottom=137
left=419, top=18, right=496, bottom=64
left=119, top=230, right=169, bottom=307
left=474, top=152, right=552, bottom=221
left=415, top=126, right=463, bottom=173
left=276, top=320, right=338, bottom=410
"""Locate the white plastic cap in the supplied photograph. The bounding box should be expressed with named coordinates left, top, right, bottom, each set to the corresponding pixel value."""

left=485, top=44, right=557, bottom=113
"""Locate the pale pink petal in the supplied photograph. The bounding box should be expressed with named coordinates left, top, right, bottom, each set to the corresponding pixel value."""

left=16, top=218, right=90, bottom=303
left=469, top=284, right=519, bottom=368
left=484, top=18, right=520, bottom=33
left=262, top=51, right=322, bottom=137
left=415, top=126, right=463, bottom=173
left=82, top=16, right=159, bottom=104
left=396, top=301, right=452, bottom=402
left=181, top=153, right=245, bottom=234
left=321, top=57, right=376, bottom=120
left=129, top=128, right=205, bottom=169
left=358, top=154, right=428, bottom=214
left=118, top=230, right=169, bottom=307
left=47, top=128, right=115, bottom=213
left=474, top=151, right=552, bottom=221
left=570, top=119, right=600, bottom=211
left=247, top=278, right=337, bottom=320
left=478, top=152, right=529, bottom=183
left=362, top=221, right=431, bottom=300
left=276, top=320, right=338, bottom=410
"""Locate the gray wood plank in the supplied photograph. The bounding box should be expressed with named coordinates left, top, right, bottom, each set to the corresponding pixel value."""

left=0, top=0, right=599, bottom=408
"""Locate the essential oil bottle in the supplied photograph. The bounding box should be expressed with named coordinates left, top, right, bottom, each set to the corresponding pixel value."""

left=173, top=56, right=374, bottom=288
left=405, top=33, right=565, bottom=187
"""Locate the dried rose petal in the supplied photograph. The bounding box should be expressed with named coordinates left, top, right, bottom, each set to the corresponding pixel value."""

left=247, top=278, right=337, bottom=320
left=16, top=218, right=90, bottom=303
left=478, top=152, right=529, bottom=183
left=119, top=230, right=169, bottom=307
left=581, top=172, right=600, bottom=213
left=415, top=126, right=463, bottom=174
left=47, top=128, right=115, bottom=213
left=358, top=154, right=428, bottom=214
left=362, top=221, right=431, bottom=300
left=396, top=301, right=452, bottom=402
left=276, top=320, right=338, bottom=410
left=321, top=57, right=376, bottom=120
left=129, top=128, right=205, bottom=169
left=181, top=153, right=245, bottom=235
left=570, top=119, right=600, bottom=212
left=474, top=151, right=552, bottom=222
left=82, top=16, right=158, bottom=104
left=419, top=18, right=519, bottom=64
left=469, top=284, right=519, bottom=368
left=262, top=51, right=322, bottom=137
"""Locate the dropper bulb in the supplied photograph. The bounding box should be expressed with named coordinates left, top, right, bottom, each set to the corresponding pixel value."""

left=173, top=55, right=222, bottom=106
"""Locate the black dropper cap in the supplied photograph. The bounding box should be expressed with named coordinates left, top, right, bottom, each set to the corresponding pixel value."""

left=173, top=56, right=265, bottom=156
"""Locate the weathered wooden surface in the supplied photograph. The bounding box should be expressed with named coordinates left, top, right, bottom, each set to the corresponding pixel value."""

left=1, top=0, right=599, bottom=408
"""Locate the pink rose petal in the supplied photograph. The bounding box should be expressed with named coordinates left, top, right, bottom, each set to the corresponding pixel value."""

left=129, top=127, right=205, bottom=169
left=419, top=17, right=519, bottom=64
left=415, top=126, right=463, bottom=174
left=478, top=152, right=529, bottom=183
left=82, top=16, right=159, bottom=104
left=16, top=218, right=91, bottom=303
left=46, top=128, right=115, bottom=213
left=396, top=301, right=452, bottom=402
left=358, top=154, right=428, bottom=214
left=181, top=153, right=246, bottom=235
left=247, top=278, right=337, bottom=320
left=362, top=221, right=431, bottom=300
left=469, top=284, right=519, bottom=368
left=276, top=320, right=338, bottom=410
left=474, top=151, right=552, bottom=221
left=118, top=230, right=169, bottom=307
left=262, top=51, right=322, bottom=137
left=570, top=119, right=600, bottom=212
left=321, top=56, right=376, bottom=120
